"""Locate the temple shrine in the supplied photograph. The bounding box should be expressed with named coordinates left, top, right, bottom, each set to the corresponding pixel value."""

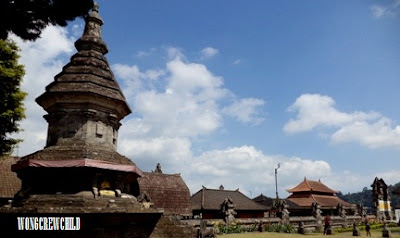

left=11, top=3, right=142, bottom=198
left=371, top=177, right=393, bottom=221
left=286, top=178, right=355, bottom=216
left=0, top=4, right=199, bottom=237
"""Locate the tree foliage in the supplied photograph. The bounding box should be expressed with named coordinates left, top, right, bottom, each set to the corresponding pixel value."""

left=338, top=188, right=373, bottom=208
left=0, top=0, right=93, bottom=41
left=0, top=39, right=26, bottom=155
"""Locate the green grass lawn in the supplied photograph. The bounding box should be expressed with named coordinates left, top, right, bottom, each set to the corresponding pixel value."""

left=219, top=228, right=400, bottom=238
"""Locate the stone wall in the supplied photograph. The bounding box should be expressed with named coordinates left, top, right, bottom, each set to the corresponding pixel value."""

left=186, top=214, right=375, bottom=234
left=150, top=215, right=197, bottom=238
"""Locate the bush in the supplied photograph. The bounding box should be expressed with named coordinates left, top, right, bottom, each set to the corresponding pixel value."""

left=244, top=223, right=258, bottom=232
left=264, top=223, right=294, bottom=233
left=215, top=222, right=243, bottom=234
left=334, top=222, right=397, bottom=233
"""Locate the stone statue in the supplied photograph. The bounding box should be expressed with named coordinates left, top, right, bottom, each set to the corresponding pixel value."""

left=277, top=200, right=290, bottom=224
left=337, top=203, right=346, bottom=219
left=298, top=221, right=305, bottom=234
left=382, top=222, right=391, bottom=238
left=312, top=202, right=322, bottom=219
left=155, top=163, right=163, bottom=173
left=137, top=191, right=151, bottom=203
left=352, top=221, right=360, bottom=236
left=335, top=202, right=350, bottom=232
left=221, top=197, right=236, bottom=225
left=312, top=202, right=323, bottom=232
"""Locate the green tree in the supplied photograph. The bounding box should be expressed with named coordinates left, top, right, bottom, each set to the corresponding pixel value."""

left=0, top=39, right=26, bottom=156
left=0, top=0, right=93, bottom=41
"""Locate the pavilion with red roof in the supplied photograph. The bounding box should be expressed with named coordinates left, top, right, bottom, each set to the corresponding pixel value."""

left=285, top=178, right=355, bottom=216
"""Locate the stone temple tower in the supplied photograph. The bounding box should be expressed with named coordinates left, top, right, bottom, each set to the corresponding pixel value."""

left=1, top=4, right=200, bottom=237
left=12, top=3, right=142, bottom=196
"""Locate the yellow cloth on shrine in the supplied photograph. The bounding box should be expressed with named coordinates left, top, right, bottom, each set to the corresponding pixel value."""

left=99, top=190, right=115, bottom=197
left=379, top=200, right=391, bottom=211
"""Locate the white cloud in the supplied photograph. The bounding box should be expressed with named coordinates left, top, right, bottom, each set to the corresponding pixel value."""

left=10, top=26, right=76, bottom=156
left=233, top=59, right=241, bottom=65
left=167, top=47, right=186, bottom=61
left=331, top=118, right=400, bottom=148
left=284, top=94, right=380, bottom=133
left=222, top=98, right=265, bottom=124
left=284, top=94, right=400, bottom=149
left=175, top=145, right=372, bottom=197
left=200, top=47, right=219, bottom=59
left=135, top=48, right=157, bottom=57
left=113, top=64, right=165, bottom=99
left=374, top=170, right=400, bottom=186
left=116, top=49, right=262, bottom=141
left=166, top=58, right=227, bottom=99
left=118, top=136, right=193, bottom=171
left=120, top=59, right=227, bottom=138
left=121, top=141, right=342, bottom=197
left=71, top=23, right=84, bottom=38
left=370, top=0, right=400, bottom=18
left=280, top=157, right=331, bottom=178
left=371, top=5, right=390, bottom=18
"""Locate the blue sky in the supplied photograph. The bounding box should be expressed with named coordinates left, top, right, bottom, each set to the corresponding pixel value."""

left=11, top=0, right=400, bottom=198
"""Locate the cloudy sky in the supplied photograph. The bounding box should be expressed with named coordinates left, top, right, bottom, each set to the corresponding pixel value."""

left=10, top=0, right=400, bottom=198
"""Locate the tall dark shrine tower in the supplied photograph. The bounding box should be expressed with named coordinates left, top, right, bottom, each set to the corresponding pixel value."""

left=1, top=4, right=198, bottom=237
left=12, top=3, right=142, bottom=196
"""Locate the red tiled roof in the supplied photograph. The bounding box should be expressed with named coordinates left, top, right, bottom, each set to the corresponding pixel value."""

left=138, top=172, right=191, bottom=216
left=287, top=193, right=353, bottom=208
left=0, top=157, right=21, bottom=198
left=286, top=178, right=338, bottom=194
left=13, top=141, right=142, bottom=175
left=191, top=187, right=269, bottom=211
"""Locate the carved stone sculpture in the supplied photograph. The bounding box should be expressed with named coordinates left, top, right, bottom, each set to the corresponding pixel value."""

left=221, top=197, right=236, bottom=226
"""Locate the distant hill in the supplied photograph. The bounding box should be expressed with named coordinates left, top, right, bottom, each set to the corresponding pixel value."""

left=337, top=182, right=400, bottom=210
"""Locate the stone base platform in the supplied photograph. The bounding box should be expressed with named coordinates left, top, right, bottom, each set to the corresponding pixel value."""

left=0, top=194, right=162, bottom=238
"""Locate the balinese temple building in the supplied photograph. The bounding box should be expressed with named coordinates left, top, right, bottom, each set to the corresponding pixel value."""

left=0, top=3, right=196, bottom=238
left=191, top=186, right=269, bottom=219
left=285, top=178, right=355, bottom=216
left=252, top=193, right=274, bottom=209
left=137, top=165, right=192, bottom=217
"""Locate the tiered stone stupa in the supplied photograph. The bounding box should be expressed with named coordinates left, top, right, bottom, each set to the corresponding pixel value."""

left=12, top=3, right=142, bottom=196
left=0, top=4, right=204, bottom=237
left=0, top=4, right=165, bottom=237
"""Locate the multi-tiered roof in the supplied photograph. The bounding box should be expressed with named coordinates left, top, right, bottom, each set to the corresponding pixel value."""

left=286, top=178, right=353, bottom=208
left=12, top=3, right=141, bottom=194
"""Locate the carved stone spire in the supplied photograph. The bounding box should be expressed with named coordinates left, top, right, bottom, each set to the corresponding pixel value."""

left=36, top=3, right=131, bottom=149
left=75, top=2, right=108, bottom=54
left=13, top=3, right=141, bottom=195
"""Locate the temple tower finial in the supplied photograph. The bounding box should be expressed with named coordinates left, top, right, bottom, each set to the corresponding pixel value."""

left=35, top=1, right=131, bottom=150
left=75, top=1, right=108, bottom=54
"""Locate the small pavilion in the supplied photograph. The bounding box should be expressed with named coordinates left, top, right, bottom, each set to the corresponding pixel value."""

left=286, top=178, right=355, bottom=216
